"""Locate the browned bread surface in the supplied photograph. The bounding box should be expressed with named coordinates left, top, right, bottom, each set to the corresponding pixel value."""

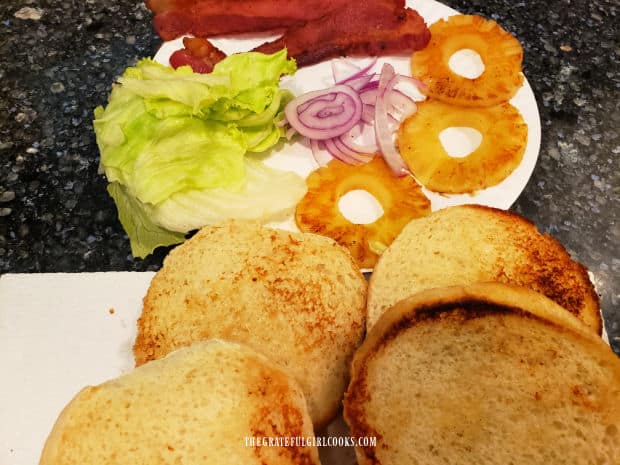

left=134, top=220, right=367, bottom=429
left=40, top=339, right=320, bottom=465
left=367, top=204, right=601, bottom=333
left=345, top=283, right=620, bottom=465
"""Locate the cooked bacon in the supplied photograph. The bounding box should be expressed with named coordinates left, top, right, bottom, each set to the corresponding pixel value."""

left=153, top=11, right=193, bottom=41
left=191, top=15, right=301, bottom=38
left=155, top=0, right=430, bottom=71
left=253, top=3, right=430, bottom=68
left=146, top=0, right=192, bottom=40
left=147, top=0, right=352, bottom=40
left=191, top=0, right=351, bottom=24
left=169, top=37, right=227, bottom=73
left=146, top=0, right=193, bottom=14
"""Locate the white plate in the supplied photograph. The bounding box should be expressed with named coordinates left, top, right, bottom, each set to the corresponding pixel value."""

left=153, top=0, right=542, bottom=231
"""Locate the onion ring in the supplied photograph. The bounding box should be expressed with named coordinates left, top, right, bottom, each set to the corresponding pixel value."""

left=285, top=85, right=363, bottom=140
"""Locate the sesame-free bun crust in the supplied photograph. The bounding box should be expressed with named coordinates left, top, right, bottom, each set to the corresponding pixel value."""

left=367, top=205, right=601, bottom=333
left=40, top=339, right=320, bottom=465
left=133, top=220, right=367, bottom=429
left=344, top=283, right=620, bottom=465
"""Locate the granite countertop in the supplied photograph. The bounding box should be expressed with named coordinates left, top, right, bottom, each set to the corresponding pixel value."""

left=0, top=0, right=618, bottom=353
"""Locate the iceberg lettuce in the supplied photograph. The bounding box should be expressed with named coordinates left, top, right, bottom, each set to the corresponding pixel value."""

left=94, top=50, right=304, bottom=258
left=151, top=158, right=307, bottom=234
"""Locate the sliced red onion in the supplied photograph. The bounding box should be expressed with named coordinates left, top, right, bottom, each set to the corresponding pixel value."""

left=361, top=104, right=375, bottom=124
left=285, top=59, right=424, bottom=173
left=359, top=87, right=379, bottom=105
left=296, top=91, right=337, bottom=114
left=341, top=73, right=375, bottom=91
left=360, top=79, right=380, bottom=91
left=394, top=74, right=427, bottom=102
left=407, top=75, right=428, bottom=91
left=333, top=137, right=374, bottom=163
left=301, top=97, right=346, bottom=119
left=386, top=113, right=400, bottom=133
left=331, top=59, right=361, bottom=83
left=375, top=63, right=410, bottom=177
left=388, top=92, right=417, bottom=121
left=310, top=139, right=333, bottom=167
left=336, top=58, right=378, bottom=85
left=285, top=85, right=362, bottom=140
left=324, top=137, right=366, bottom=165
left=360, top=87, right=417, bottom=121
left=339, top=123, right=379, bottom=154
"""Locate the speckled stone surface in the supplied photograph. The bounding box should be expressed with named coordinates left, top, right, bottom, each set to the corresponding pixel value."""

left=0, top=0, right=618, bottom=353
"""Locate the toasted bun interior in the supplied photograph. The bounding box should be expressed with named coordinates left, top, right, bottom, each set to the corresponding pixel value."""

left=40, top=339, right=321, bottom=465
left=134, top=220, right=367, bottom=428
left=367, top=205, right=601, bottom=333
left=345, top=283, right=620, bottom=465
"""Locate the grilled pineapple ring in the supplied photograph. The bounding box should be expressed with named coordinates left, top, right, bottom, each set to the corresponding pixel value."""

left=398, top=99, right=528, bottom=194
left=412, top=14, right=524, bottom=107
left=295, top=157, right=431, bottom=270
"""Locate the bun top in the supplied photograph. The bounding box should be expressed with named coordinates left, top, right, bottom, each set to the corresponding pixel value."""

left=134, top=220, right=367, bottom=428
left=345, top=283, right=620, bottom=465
left=40, top=339, right=321, bottom=465
left=368, top=204, right=601, bottom=333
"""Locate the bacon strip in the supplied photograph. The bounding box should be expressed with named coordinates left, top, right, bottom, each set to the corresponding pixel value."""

left=147, top=0, right=352, bottom=40
left=152, top=0, right=430, bottom=72
left=253, top=3, right=430, bottom=68
left=147, top=0, right=193, bottom=40
left=169, top=37, right=227, bottom=73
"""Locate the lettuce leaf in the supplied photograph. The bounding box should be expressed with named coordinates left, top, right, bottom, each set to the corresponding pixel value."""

left=151, top=158, right=307, bottom=233
left=129, top=118, right=247, bottom=205
left=106, top=157, right=307, bottom=258
left=94, top=50, right=300, bottom=258
left=107, top=182, right=186, bottom=258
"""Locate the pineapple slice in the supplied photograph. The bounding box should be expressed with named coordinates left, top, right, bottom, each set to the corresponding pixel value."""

left=398, top=99, right=528, bottom=194
left=412, top=14, right=524, bottom=107
left=295, top=157, right=431, bottom=269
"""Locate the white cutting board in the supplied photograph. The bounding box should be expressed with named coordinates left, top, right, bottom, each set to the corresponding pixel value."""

left=0, top=272, right=358, bottom=465
left=0, top=272, right=609, bottom=465
left=0, top=272, right=153, bottom=465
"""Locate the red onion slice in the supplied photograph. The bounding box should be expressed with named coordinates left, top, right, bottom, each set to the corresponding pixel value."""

left=331, top=59, right=361, bottom=83
left=310, top=139, right=333, bottom=166
left=296, top=92, right=337, bottom=114
left=342, top=73, right=375, bottom=91
left=388, top=92, right=417, bottom=121
left=392, top=74, right=428, bottom=98
left=360, top=87, right=417, bottom=121
left=361, top=104, right=375, bottom=124
left=284, top=59, right=425, bottom=173
left=333, top=137, right=374, bottom=163
left=333, top=57, right=377, bottom=85
left=360, top=79, right=380, bottom=91
left=360, top=87, right=379, bottom=105
left=285, top=85, right=362, bottom=140
left=375, top=63, right=410, bottom=177
left=339, top=123, right=379, bottom=154
left=386, top=114, right=400, bottom=133
left=324, top=137, right=366, bottom=165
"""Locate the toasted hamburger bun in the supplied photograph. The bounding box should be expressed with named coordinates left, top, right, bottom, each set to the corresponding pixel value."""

left=367, top=204, right=601, bottom=333
left=40, top=339, right=320, bottom=465
left=344, top=283, right=620, bottom=465
left=133, top=220, right=367, bottom=429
